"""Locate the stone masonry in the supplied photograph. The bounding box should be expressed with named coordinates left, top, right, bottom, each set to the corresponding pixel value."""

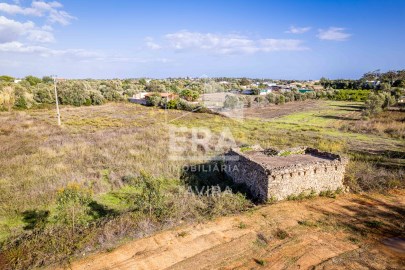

left=224, top=146, right=348, bottom=202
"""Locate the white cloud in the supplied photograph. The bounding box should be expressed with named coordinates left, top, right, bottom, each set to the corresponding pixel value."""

left=0, top=41, right=101, bottom=58
left=0, top=2, right=40, bottom=16
left=163, top=31, right=307, bottom=54
left=144, top=37, right=161, bottom=50
left=259, top=39, right=308, bottom=51
left=317, top=27, right=351, bottom=41
left=48, top=9, right=75, bottom=25
left=0, top=1, right=76, bottom=25
left=26, top=28, right=54, bottom=42
left=285, top=26, right=311, bottom=34
left=0, top=15, right=54, bottom=43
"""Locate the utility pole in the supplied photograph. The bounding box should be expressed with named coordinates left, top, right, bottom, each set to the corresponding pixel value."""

left=51, top=75, right=61, bottom=126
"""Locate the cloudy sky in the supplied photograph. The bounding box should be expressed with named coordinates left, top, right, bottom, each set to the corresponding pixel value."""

left=0, top=0, right=404, bottom=79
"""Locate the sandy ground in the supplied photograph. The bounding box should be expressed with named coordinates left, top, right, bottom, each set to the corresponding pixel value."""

left=61, top=190, right=405, bottom=270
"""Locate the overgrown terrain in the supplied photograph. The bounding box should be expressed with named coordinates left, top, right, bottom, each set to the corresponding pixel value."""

left=0, top=100, right=404, bottom=269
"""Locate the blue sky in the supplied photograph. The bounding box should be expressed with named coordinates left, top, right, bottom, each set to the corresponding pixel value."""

left=0, top=0, right=404, bottom=79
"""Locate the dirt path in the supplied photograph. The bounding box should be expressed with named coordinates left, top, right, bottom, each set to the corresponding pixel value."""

left=64, top=191, right=405, bottom=270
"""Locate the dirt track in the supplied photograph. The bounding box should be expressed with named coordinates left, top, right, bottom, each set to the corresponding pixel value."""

left=63, top=190, right=405, bottom=270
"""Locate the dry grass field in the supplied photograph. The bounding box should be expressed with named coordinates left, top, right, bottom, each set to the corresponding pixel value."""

left=0, top=100, right=404, bottom=269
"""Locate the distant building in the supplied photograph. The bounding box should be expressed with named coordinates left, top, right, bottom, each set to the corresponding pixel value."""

left=270, top=85, right=281, bottom=91
left=132, top=92, right=148, bottom=99
left=259, top=89, right=271, bottom=95
left=365, top=80, right=381, bottom=86
left=312, top=85, right=324, bottom=91
left=144, top=92, right=178, bottom=101
left=128, top=92, right=178, bottom=105
left=242, top=89, right=254, bottom=95
left=299, top=89, right=314, bottom=93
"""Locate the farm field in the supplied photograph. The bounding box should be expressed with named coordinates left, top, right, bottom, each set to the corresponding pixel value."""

left=0, top=100, right=404, bottom=269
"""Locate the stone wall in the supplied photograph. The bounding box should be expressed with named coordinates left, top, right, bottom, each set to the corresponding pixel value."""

left=267, top=160, right=347, bottom=200
left=224, top=149, right=269, bottom=202
left=224, top=147, right=348, bottom=202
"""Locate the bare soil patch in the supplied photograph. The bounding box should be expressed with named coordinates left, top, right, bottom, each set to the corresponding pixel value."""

left=64, top=190, right=405, bottom=270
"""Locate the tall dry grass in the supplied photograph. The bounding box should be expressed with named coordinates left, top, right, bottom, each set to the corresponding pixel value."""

left=339, top=110, right=405, bottom=139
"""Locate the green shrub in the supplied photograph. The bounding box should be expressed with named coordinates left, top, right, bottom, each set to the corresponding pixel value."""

left=332, top=89, right=370, bottom=101
left=54, top=183, right=93, bottom=231
left=24, top=75, right=42, bottom=86
left=266, top=93, right=275, bottom=103
left=33, top=83, right=54, bottom=104
left=146, top=94, right=161, bottom=106
left=167, top=98, right=179, bottom=109
left=180, top=89, right=199, bottom=101
left=89, top=90, right=105, bottom=105
left=223, top=95, right=240, bottom=109
left=362, top=93, right=384, bottom=117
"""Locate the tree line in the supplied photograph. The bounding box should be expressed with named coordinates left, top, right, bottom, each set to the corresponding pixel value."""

left=320, top=70, right=405, bottom=90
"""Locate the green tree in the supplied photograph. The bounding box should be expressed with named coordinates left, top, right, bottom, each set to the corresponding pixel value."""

left=54, top=183, right=93, bottom=233
left=0, top=75, right=15, bottom=82
left=130, top=172, right=166, bottom=218
left=180, top=89, right=199, bottom=101
left=89, top=90, right=105, bottom=105
left=239, top=78, right=251, bottom=86
left=42, top=76, right=54, bottom=84
left=24, top=75, right=42, bottom=86
left=362, top=93, right=384, bottom=117
left=380, top=70, right=398, bottom=85
left=33, top=83, right=54, bottom=104
left=146, top=94, right=162, bottom=106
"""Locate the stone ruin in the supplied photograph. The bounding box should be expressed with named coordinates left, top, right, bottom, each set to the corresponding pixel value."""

left=224, top=146, right=349, bottom=202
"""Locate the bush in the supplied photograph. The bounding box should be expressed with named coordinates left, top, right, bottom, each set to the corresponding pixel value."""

left=167, top=98, right=179, bottom=109
left=279, top=95, right=285, bottom=105
left=362, top=93, right=384, bottom=117
left=24, top=75, right=42, bottom=86
left=33, top=83, right=54, bottom=104
left=0, top=75, right=15, bottom=82
left=223, top=95, right=240, bottom=109
left=89, top=90, right=105, bottom=105
left=180, top=89, right=199, bottom=101
left=128, top=172, right=167, bottom=219
left=146, top=94, right=161, bottom=106
left=13, top=86, right=34, bottom=109
left=0, top=86, right=15, bottom=111
left=332, top=90, right=370, bottom=101
left=266, top=93, right=275, bottom=103
left=58, top=82, right=90, bottom=106
left=54, top=183, right=93, bottom=231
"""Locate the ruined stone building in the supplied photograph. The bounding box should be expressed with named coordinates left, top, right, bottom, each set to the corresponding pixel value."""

left=224, top=146, right=348, bottom=202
